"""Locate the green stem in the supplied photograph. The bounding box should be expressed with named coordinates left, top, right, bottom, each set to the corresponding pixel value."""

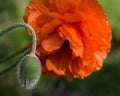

left=0, top=52, right=27, bottom=75
left=0, top=47, right=28, bottom=64
left=0, top=23, right=36, bottom=54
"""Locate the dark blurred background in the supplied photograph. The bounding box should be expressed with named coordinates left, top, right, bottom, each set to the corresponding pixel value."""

left=0, top=0, right=120, bottom=96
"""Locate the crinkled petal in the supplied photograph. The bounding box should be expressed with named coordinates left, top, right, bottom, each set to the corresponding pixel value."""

left=46, top=45, right=73, bottom=81
left=23, top=0, right=112, bottom=81
left=59, top=24, right=84, bottom=57
left=78, top=0, right=111, bottom=63
left=23, top=0, right=49, bottom=21
left=55, top=0, right=81, bottom=13
left=41, top=32, right=64, bottom=52
left=37, top=14, right=53, bottom=26
left=59, top=12, right=82, bottom=23
left=69, top=57, right=96, bottom=79
left=80, top=0, right=112, bottom=51
left=69, top=57, right=83, bottom=78
left=93, top=52, right=103, bottom=70
left=40, top=18, right=62, bottom=39
left=24, top=10, right=40, bottom=32
left=23, top=0, right=51, bottom=43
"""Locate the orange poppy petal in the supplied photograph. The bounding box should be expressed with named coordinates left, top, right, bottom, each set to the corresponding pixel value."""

left=41, top=63, right=60, bottom=78
left=93, top=52, right=103, bottom=70
left=55, top=0, right=81, bottom=13
left=78, top=0, right=112, bottom=61
left=23, top=0, right=50, bottom=42
left=46, top=45, right=73, bottom=80
left=23, top=0, right=49, bottom=21
left=80, top=0, right=112, bottom=48
left=29, top=0, right=49, bottom=13
left=41, top=59, right=62, bottom=78
left=40, top=18, right=62, bottom=39
left=69, top=57, right=83, bottom=78
left=26, top=11, right=40, bottom=32
left=69, top=56, right=97, bottom=79
left=23, top=0, right=112, bottom=81
left=37, top=14, right=53, bottom=27
left=59, top=24, right=83, bottom=57
left=41, top=32, right=64, bottom=52
left=59, top=12, right=82, bottom=23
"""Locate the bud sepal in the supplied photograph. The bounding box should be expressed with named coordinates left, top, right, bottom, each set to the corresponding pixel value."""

left=17, top=53, right=41, bottom=90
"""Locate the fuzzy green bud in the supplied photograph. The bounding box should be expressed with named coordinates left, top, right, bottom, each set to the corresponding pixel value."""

left=17, top=54, right=41, bottom=90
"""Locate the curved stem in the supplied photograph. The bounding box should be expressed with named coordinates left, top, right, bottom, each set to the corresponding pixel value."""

left=0, top=23, right=36, bottom=54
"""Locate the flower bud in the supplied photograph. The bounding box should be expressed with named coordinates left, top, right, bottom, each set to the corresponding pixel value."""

left=17, top=54, right=41, bottom=90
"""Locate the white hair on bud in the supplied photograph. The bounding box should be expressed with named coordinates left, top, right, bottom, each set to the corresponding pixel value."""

left=16, top=54, right=41, bottom=90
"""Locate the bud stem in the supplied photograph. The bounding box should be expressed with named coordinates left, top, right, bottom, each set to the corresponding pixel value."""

left=0, top=47, right=28, bottom=64
left=0, top=52, right=27, bottom=75
left=0, top=23, right=37, bottom=54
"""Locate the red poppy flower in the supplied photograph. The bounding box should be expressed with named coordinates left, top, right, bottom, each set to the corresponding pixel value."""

left=23, top=0, right=112, bottom=81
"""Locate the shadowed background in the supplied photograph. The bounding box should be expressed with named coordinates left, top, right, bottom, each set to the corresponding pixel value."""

left=0, top=0, right=120, bottom=96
